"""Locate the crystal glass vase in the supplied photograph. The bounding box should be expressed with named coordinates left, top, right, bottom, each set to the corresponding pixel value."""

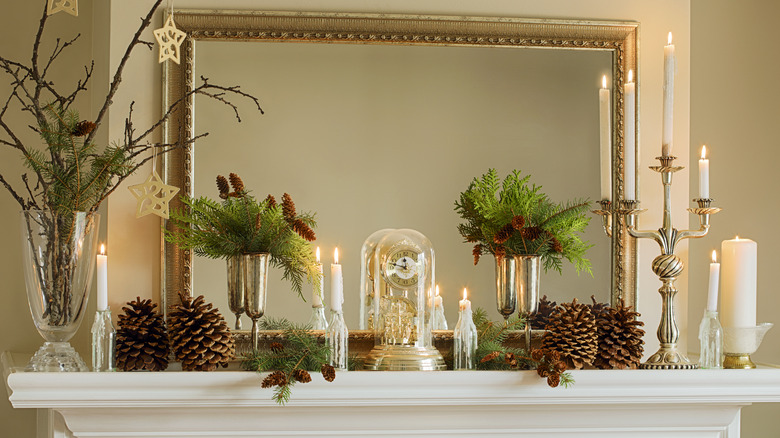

left=20, top=210, right=100, bottom=371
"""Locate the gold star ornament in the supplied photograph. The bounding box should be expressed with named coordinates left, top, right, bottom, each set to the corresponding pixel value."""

left=128, top=170, right=180, bottom=219
left=48, top=0, right=78, bottom=16
left=154, top=15, right=186, bottom=64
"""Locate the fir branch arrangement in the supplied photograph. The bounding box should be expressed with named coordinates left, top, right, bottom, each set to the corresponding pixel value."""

left=0, top=0, right=263, bottom=216
left=164, top=173, right=320, bottom=298
left=473, top=307, right=574, bottom=388
left=455, top=169, right=592, bottom=274
left=241, top=322, right=335, bottom=405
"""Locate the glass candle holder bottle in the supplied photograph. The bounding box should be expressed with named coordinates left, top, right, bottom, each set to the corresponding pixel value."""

left=91, top=308, right=116, bottom=372
left=454, top=295, right=478, bottom=370
left=327, top=310, right=348, bottom=370
left=698, top=309, right=723, bottom=369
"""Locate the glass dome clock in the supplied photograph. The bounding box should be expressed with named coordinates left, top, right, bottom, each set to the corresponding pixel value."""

left=363, top=229, right=446, bottom=370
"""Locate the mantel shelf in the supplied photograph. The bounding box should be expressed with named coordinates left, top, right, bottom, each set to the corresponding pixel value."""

left=5, top=352, right=780, bottom=437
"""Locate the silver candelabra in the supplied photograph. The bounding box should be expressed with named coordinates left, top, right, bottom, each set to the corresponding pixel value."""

left=621, top=155, right=720, bottom=369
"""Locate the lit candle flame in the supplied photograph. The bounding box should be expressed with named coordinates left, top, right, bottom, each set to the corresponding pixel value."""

left=667, top=32, right=673, bottom=45
left=735, top=236, right=740, bottom=240
left=435, top=285, right=440, bottom=297
left=334, top=247, right=339, bottom=264
left=628, top=69, right=633, bottom=83
left=701, top=145, right=707, bottom=160
left=316, top=246, right=320, bottom=263
left=462, top=288, right=468, bottom=301
left=99, top=244, right=106, bottom=256
left=602, top=75, right=607, bottom=89
left=712, top=250, right=717, bottom=263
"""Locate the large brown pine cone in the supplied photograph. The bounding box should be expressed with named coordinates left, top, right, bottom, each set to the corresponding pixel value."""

left=541, top=298, right=598, bottom=369
left=527, top=295, right=557, bottom=330
left=594, top=299, right=645, bottom=369
left=116, top=297, right=169, bottom=371
left=169, top=292, right=235, bottom=371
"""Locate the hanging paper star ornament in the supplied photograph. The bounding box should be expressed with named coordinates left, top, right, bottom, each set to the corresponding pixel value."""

left=153, top=15, right=186, bottom=64
left=47, top=0, right=78, bottom=16
left=128, top=170, right=180, bottom=219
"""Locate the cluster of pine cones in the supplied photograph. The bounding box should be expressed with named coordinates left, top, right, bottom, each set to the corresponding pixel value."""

left=115, top=293, right=235, bottom=372
left=534, top=296, right=645, bottom=370
left=471, top=214, right=562, bottom=265
left=261, top=364, right=336, bottom=389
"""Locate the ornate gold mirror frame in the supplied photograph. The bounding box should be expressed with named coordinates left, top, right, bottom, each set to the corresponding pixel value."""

left=162, top=11, right=638, bottom=353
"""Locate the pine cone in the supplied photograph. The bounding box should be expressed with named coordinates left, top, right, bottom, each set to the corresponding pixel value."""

left=472, top=244, right=482, bottom=265
left=116, top=297, right=169, bottom=372
left=527, top=295, right=557, bottom=330
left=169, top=292, right=235, bottom=371
left=493, top=245, right=506, bottom=258
left=216, top=175, right=230, bottom=199
left=292, top=369, right=312, bottom=383
left=520, top=226, right=544, bottom=240
left=269, top=342, right=284, bottom=353
left=321, top=364, right=336, bottom=382
left=72, top=120, right=96, bottom=137
left=541, top=298, right=598, bottom=369
left=291, top=218, right=316, bottom=241
left=281, top=193, right=296, bottom=221
left=228, top=173, right=245, bottom=194
left=255, top=212, right=262, bottom=230
left=511, top=215, right=526, bottom=231
left=550, top=237, right=563, bottom=253
left=588, top=295, right=609, bottom=318
left=547, top=373, right=561, bottom=388
left=480, top=351, right=501, bottom=363
left=265, top=194, right=277, bottom=209
left=493, top=224, right=514, bottom=244
left=594, top=300, right=645, bottom=370
left=262, top=370, right=288, bottom=388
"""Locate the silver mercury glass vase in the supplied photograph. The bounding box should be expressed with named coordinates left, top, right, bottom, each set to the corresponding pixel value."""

left=243, top=253, right=270, bottom=352
left=495, top=253, right=540, bottom=350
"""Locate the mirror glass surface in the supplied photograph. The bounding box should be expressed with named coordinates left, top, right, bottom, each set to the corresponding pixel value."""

left=192, top=40, right=613, bottom=327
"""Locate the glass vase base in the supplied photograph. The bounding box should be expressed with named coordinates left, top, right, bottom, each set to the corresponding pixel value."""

left=26, top=342, right=89, bottom=372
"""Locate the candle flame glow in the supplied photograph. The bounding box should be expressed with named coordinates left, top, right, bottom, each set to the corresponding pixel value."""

left=628, top=69, right=634, bottom=83
left=668, top=32, right=673, bottom=45
left=316, top=246, right=320, bottom=262
left=334, top=247, right=339, bottom=264
left=701, top=145, right=707, bottom=160
left=435, top=285, right=440, bottom=297
left=735, top=236, right=740, bottom=240
left=462, top=288, right=468, bottom=301
left=99, top=244, right=106, bottom=256
left=712, top=250, right=717, bottom=263
left=602, top=75, right=607, bottom=88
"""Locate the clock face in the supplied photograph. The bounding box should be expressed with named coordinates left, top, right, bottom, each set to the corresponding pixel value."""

left=383, top=246, right=421, bottom=290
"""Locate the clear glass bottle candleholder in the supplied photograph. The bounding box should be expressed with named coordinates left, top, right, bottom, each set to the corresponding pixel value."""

left=91, top=308, right=116, bottom=372
left=698, top=309, right=723, bottom=369
left=453, top=306, right=478, bottom=370
left=308, top=305, right=329, bottom=330
left=432, top=302, right=448, bottom=330
left=327, top=310, right=348, bottom=370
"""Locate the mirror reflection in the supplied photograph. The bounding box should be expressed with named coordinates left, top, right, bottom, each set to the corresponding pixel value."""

left=190, top=41, right=612, bottom=328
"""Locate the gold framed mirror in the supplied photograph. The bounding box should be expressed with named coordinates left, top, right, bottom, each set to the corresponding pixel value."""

left=162, top=11, right=638, bottom=354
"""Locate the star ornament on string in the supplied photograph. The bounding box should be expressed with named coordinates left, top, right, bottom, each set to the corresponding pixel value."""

left=47, top=0, right=78, bottom=16
left=128, top=170, right=180, bottom=219
left=153, top=15, right=186, bottom=64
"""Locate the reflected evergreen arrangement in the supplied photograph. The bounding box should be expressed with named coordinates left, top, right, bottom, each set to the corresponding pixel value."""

left=455, top=169, right=592, bottom=274
left=165, top=174, right=320, bottom=298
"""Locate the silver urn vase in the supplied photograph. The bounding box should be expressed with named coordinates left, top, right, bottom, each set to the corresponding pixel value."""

left=495, top=254, right=540, bottom=349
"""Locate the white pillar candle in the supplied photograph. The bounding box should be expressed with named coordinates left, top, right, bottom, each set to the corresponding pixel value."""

left=720, top=237, right=757, bottom=328
left=707, top=250, right=720, bottom=312
left=662, top=32, right=675, bottom=157
left=330, top=248, right=343, bottom=312
left=698, top=145, right=710, bottom=199
left=624, top=70, right=637, bottom=200
left=459, top=288, right=471, bottom=312
left=313, top=247, right=324, bottom=307
left=434, top=285, right=443, bottom=308
left=599, top=75, right=612, bottom=201
left=96, top=244, right=108, bottom=311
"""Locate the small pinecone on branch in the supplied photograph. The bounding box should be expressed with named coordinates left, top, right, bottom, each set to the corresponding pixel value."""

left=511, top=215, right=526, bottom=231
left=292, top=369, right=312, bottom=383
left=493, top=245, right=506, bottom=258
left=228, top=173, right=245, bottom=195
left=115, top=297, right=169, bottom=372
left=216, top=175, right=230, bottom=199
left=265, top=194, right=277, bottom=209
left=281, top=193, right=296, bottom=220
left=520, top=226, right=544, bottom=240
left=594, top=299, right=645, bottom=370
left=541, top=298, right=598, bottom=369
left=291, top=219, right=316, bottom=241
left=169, top=292, right=235, bottom=371
left=527, top=295, right=557, bottom=330
left=72, top=120, right=96, bottom=137
left=550, top=237, right=563, bottom=253
left=262, top=370, right=288, bottom=388
left=472, top=244, right=482, bottom=265
left=493, top=224, right=514, bottom=244
left=321, top=364, right=336, bottom=382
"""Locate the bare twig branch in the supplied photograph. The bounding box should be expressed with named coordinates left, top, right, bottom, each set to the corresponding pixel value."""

left=0, top=173, right=26, bottom=208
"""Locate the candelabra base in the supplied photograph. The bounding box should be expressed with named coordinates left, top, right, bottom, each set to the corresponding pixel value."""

left=723, top=353, right=756, bottom=369
left=640, top=346, right=699, bottom=370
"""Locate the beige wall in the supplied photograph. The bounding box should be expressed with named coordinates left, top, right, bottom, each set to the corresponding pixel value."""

left=689, top=0, right=780, bottom=435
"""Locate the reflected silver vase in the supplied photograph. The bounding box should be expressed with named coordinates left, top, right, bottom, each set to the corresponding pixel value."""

left=226, top=255, right=245, bottom=330
left=495, top=254, right=540, bottom=350
left=21, top=210, right=100, bottom=372
left=243, top=253, right=270, bottom=351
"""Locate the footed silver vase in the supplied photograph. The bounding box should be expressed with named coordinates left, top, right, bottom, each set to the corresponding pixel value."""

left=243, top=253, right=270, bottom=351
left=495, top=254, right=540, bottom=350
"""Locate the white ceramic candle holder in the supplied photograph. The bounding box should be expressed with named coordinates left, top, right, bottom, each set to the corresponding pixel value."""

left=723, top=323, right=773, bottom=369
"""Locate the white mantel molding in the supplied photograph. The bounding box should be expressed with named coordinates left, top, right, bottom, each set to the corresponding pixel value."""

left=5, top=352, right=780, bottom=437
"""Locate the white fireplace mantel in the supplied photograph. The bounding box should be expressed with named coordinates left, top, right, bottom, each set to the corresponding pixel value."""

left=5, top=352, right=780, bottom=438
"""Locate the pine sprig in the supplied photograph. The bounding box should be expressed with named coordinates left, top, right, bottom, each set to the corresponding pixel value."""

left=164, top=178, right=320, bottom=299
left=455, top=169, right=593, bottom=274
